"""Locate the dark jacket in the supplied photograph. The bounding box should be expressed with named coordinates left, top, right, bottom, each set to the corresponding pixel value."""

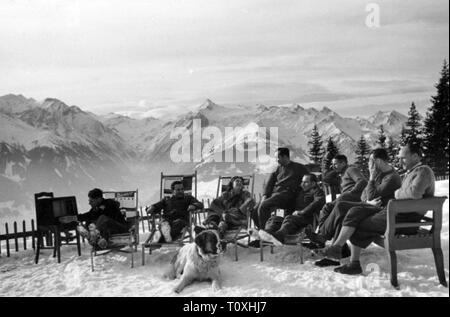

left=78, top=198, right=126, bottom=225
left=322, top=170, right=340, bottom=187
left=339, top=165, right=368, bottom=199
left=361, top=168, right=402, bottom=207
left=264, top=161, right=309, bottom=197
left=294, top=185, right=326, bottom=217
left=209, top=189, right=253, bottom=216
left=150, top=194, right=204, bottom=223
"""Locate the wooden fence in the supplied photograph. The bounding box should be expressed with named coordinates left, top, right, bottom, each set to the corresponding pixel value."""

left=436, top=174, right=449, bottom=181
left=0, top=219, right=36, bottom=257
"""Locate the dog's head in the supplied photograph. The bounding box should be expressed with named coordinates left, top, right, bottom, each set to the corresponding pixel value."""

left=194, top=230, right=223, bottom=261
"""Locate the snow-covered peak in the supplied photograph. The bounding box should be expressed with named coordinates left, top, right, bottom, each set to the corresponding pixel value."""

left=321, top=106, right=334, bottom=115
left=256, top=104, right=269, bottom=112
left=368, top=110, right=407, bottom=127
left=198, top=99, right=218, bottom=111
left=0, top=112, right=56, bottom=150
left=290, top=104, right=305, bottom=112
left=0, top=94, right=38, bottom=114
left=195, top=99, right=248, bottom=124
left=41, top=98, right=70, bottom=112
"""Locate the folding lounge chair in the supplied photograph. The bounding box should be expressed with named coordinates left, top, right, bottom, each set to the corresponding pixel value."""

left=141, top=171, right=200, bottom=265
left=90, top=190, right=139, bottom=271
left=194, top=174, right=255, bottom=261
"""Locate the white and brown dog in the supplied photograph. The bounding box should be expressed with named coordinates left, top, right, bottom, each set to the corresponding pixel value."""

left=164, top=230, right=223, bottom=293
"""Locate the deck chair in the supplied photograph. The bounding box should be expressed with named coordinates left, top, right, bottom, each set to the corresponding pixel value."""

left=373, top=196, right=448, bottom=288
left=141, top=171, right=199, bottom=265
left=34, top=192, right=81, bottom=264
left=322, top=182, right=340, bottom=203
left=90, top=190, right=139, bottom=271
left=207, top=174, right=255, bottom=261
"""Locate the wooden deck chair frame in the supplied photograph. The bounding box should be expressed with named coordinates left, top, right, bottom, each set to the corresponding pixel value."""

left=141, top=171, right=198, bottom=265
left=34, top=192, right=81, bottom=264
left=90, top=189, right=139, bottom=272
left=210, top=174, right=255, bottom=261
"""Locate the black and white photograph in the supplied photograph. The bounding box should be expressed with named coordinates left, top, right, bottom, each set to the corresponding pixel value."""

left=0, top=0, right=448, bottom=298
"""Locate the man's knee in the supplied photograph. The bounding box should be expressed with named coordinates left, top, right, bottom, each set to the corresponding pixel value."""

left=172, top=219, right=187, bottom=228
left=284, top=214, right=305, bottom=224
left=319, top=203, right=333, bottom=220
left=334, top=201, right=358, bottom=217
left=95, top=215, right=110, bottom=227
left=259, top=199, right=273, bottom=212
left=258, top=200, right=277, bottom=219
left=334, top=200, right=347, bottom=210
left=264, top=215, right=284, bottom=231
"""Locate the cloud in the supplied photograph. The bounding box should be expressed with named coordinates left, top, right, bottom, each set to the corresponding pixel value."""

left=340, top=79, right=431, bottom=95
left=0, top=0, right=447, bottom=117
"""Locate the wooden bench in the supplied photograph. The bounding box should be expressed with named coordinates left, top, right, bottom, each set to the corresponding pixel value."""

left=373, top=196, right=448, bottom=289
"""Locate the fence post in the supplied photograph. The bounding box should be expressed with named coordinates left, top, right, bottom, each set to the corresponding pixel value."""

left=23, top=220, right=27, bottom=251
left=5, top=223, right=10, bottom=257
left=31, top=219, right=36, bottom=250
left=13, top=222, right=19, bottom=252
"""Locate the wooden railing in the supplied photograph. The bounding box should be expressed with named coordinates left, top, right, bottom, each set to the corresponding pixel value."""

left=435, top=174, right=449, bottom=181
left=0, top=219, right=36, bottom=257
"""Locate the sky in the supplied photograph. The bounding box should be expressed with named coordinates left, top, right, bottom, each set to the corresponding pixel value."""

left=0, top=0, right=448, bottom=118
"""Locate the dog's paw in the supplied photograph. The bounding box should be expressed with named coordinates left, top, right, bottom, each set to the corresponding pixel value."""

left=163, top=271, right=176, bottom=280
left=248, top=228, right=260, bottom=240
left=173, top=286, right=182, bottom=294
left=212, top=280, right=222, bottom=292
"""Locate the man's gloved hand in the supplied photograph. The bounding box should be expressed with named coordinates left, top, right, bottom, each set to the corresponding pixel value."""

left=187, top=204, right=197, bottom=212
left=146, top=206, right=156, bottom=215
left=292, top=210, right=306, bottom=216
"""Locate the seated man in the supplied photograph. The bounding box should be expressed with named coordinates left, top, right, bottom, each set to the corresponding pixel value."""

left=147, top=180, right=203, bottom=243
left=257, top=173, right=326, bottom=246
left=317, top=155, right=368, bottom=229
left=321, top=142, right=435, bottom=275
left=322, top=169, right=341, bottom=199
left=197, top=176, right=254, bottom=238
left=77, top=188, right=128, bottom=249
left=309, top=148, right=402, bottom=266
left=252, top=147, right=308, bottom=229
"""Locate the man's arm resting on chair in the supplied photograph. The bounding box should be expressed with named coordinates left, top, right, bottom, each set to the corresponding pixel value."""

left=188, top=196, right=204, bottom=211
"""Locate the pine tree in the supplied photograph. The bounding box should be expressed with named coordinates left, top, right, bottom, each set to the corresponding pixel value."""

left=423, top=60, right=450, bottom=175
left=399, top=125, right=408, bottom=146
left=321, top=137, right=340, bottom=174
left=386, top=135, right=400, bottom=168
left=355, top=135, right=370, bottom=177
left=377, top=125, right=387, bottom=148
left=308, top=124, right=324, bottom=165
left=404, top=102, right=422, bottom=146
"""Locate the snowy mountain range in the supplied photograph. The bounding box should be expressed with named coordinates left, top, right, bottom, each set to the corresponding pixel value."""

left=0, top=94, right=408, bottom=221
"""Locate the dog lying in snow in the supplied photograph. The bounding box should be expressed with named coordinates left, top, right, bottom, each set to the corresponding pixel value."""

left=164, top=230, right=223, bottom=293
